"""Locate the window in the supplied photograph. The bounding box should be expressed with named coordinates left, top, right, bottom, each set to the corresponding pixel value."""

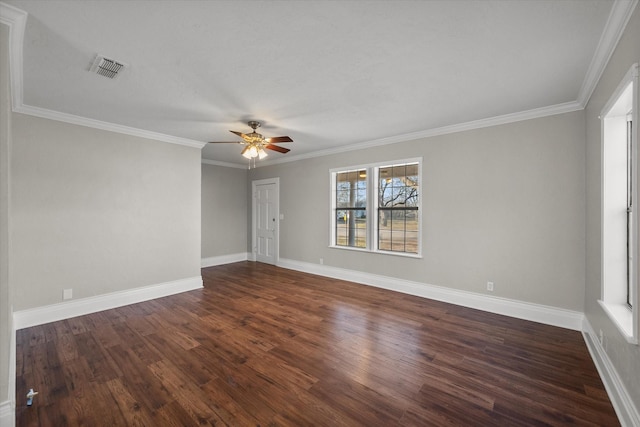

left=600, top=63, right=638, bottom=344
left=331, top=158, right=421, bottom=257
left=377, top=163, right=419, bottom=253
left=335, top=169, right=368, bottom=248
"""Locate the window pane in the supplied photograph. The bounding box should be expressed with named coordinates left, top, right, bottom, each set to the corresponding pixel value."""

left=335, top=168, right=367, bottom=249
left=357, top=189, right=366, bottom=206
left=357, top=169, right=367, bottom=188
left=392, top=239, right=406, bottom=252
left=354, top=221, right=366, bottom=248
left=379, top=181, right=391, bottom=205
left=336, top=190, right=350, bottom=208
left=405, top=231, right=419, bottom=253
left=379, top=166, right=391, bottom=181
left=378, top=212, right=392, bottom=250
left=336, top=182, right=350, bottom=192
left=376, top=162, right=419, bottom=254
left=393, top=164, right=406, bottom=179
left=391, top=187, right=404, bottom=205
left=336, top=222, right=348, bottom=246
left=405, top=163, right=418, bottom=177
left=336, top=209, right=367, bottom=248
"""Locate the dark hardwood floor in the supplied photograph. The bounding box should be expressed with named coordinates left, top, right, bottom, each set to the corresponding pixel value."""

left=16, top=262, right=619, bottom=426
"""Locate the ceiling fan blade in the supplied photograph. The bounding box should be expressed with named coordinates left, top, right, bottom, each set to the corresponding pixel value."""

left=265, top=144, right=290, bottom=153
left=229, top=130, right=248, bottom=138
left=267, top=136, right=293, bottom=143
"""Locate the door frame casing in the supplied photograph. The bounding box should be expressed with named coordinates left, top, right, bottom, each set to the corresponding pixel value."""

left=251, top=177, right=280, bottom=264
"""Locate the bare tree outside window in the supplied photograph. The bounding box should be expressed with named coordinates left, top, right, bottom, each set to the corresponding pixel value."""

left=378, top=163, right=419, bottom=253
left=332, top=159, right=420, bottom=256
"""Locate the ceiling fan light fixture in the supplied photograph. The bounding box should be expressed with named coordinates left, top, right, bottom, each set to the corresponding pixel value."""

left=248, top=145, right=258, bottom=158
left=241, top=146, right=253, bottom=159
left=258, top=147, right=268, bottom=159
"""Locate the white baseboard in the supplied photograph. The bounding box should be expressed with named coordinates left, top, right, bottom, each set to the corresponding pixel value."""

left=6, top=258, right=632, bottom=426
left=13, top=276, right=203, bottom=330
left=277, top=258, right=584, bottom=331
left=582, top=319, right=640, bottom=427
left=0, top=400, right=13, bottom=427
left=201, top=252, right=249, bottom=268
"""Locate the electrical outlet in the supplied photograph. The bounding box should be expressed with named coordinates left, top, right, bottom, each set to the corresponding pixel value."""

left=599, top=329, right=604, bottom=344
left=319, top=258, right=324, bottom=265
left=486, top=281, right=494, bottom=292
left=63, top=289, right=73, bottom=300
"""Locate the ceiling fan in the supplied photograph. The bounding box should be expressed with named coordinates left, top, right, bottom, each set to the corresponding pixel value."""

left=208, top=121, right=292, bottom=160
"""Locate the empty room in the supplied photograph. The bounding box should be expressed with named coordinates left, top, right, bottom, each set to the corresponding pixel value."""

left=1, top=0, right=639, bottom=425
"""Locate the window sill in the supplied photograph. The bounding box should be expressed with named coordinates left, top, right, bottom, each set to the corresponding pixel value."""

left=329, top=245, right=370, bottom=254
left=329, top=245, right=422, bottom=259
left=598, top=300, right=637, bottom=344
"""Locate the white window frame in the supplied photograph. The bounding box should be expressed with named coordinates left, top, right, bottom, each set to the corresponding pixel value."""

left=600, top=63, right=638, bottom=344
left=330, top=157, right=422, bottom=258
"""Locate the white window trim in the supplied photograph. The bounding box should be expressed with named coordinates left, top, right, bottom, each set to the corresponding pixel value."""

left=329, top=157, right=423, bottom=258
left=329, top=165, right=372, bottom=252
left=600, top=63, right=638, bottom=345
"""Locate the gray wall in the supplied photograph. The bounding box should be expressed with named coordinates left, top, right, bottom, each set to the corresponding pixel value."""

left=11, top=114, right=202, bottom=311
left=201, top=163, right=248, bottom=258
left=250, top=110, right=586, bottom=311
left=1, top=22, right=11, bottom=406
left=585, top=6, right=640, bottom=408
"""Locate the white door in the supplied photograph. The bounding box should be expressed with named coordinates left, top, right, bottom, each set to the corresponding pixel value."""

left=253, top=179, right=278, bottom=264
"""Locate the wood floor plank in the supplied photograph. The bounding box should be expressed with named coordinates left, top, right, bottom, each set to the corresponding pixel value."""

left=104, top=378, right=157, bottom=427
left=140, top=333, right=219, bottom=387
left=146, top=359, right=228, bottom=426
left=72, top=332, right=121, bottom=383
left=15, top=261, right=619, bottom=426
left=198, top=379, right=264, bottom=426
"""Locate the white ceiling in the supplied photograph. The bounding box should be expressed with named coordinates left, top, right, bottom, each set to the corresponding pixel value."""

left=2, top=0, right=633, bottom=167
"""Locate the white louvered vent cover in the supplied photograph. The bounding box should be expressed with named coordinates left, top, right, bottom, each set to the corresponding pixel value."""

left=90, top=55, right=126, bottom=79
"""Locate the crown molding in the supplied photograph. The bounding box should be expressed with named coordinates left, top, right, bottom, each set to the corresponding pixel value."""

left=3, top=1, right=637, bottom=161
left=201, top=158, right=247, bottom=169
left=1, top=2, right=206, bottom=150
left=14, top=104, right=207, bottom=149
left=253, top=100, right=583, bottom=168
left=578, top=0, right=639, bottom=107
left=252, top=0, right=638, bottom=171
left=211, top=0, right=639, bottom=169
left=0, top=1, right=27, bottom=111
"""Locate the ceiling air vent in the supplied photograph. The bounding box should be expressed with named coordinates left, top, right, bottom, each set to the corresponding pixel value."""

left=89, top=55, right=127, bottom=79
